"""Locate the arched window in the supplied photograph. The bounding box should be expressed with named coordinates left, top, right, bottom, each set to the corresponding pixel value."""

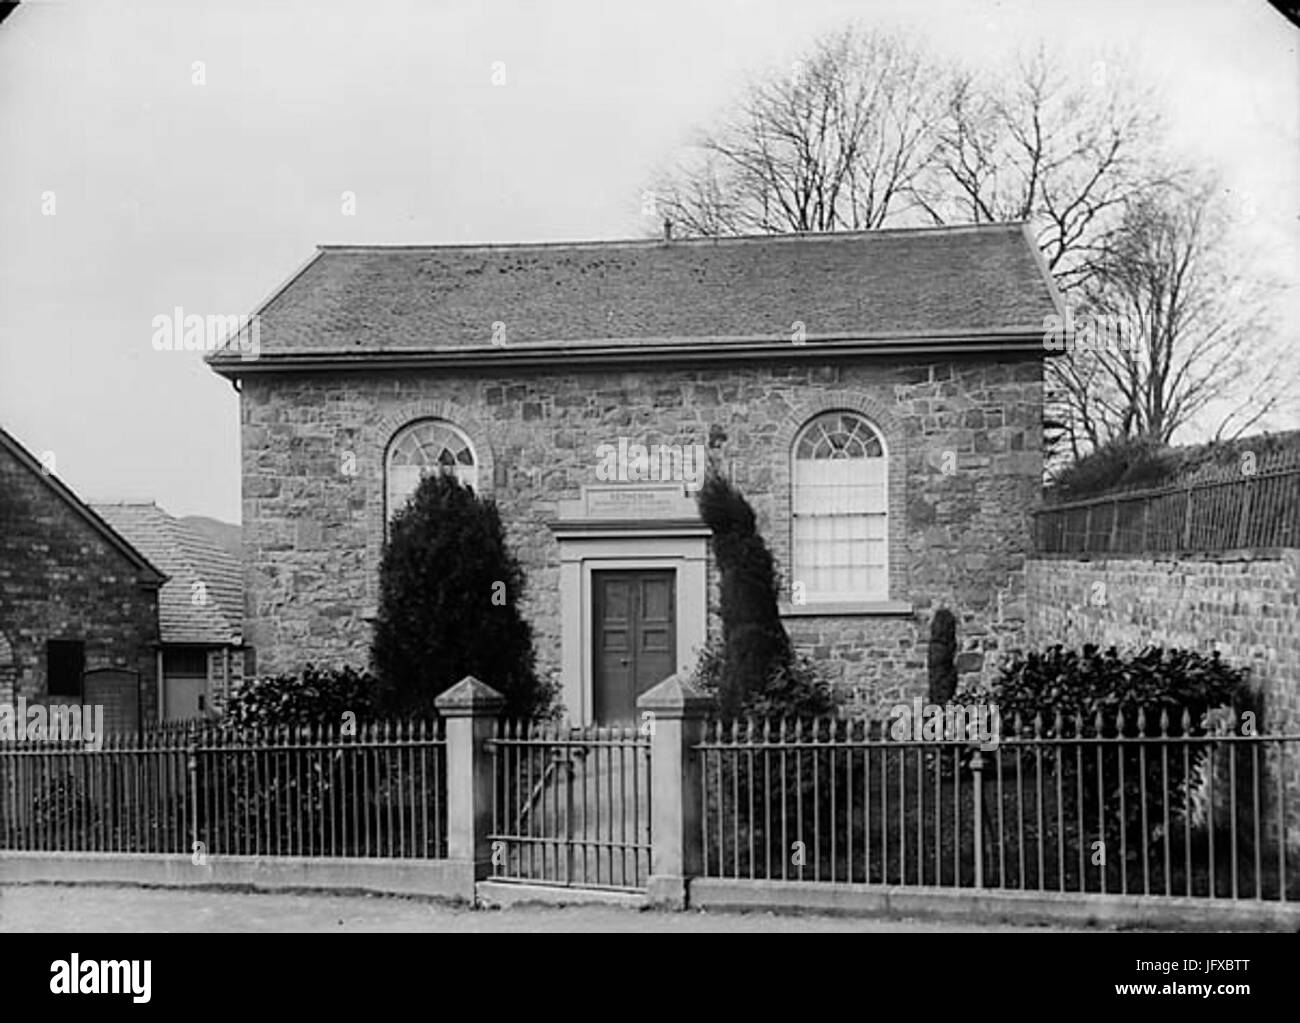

left=385, top=419, right=478, bottom=523
left=792, top=411, right=888, bottom=602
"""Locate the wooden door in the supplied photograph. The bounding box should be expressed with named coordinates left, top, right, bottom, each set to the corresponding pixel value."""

left=592, top=570, right=675, bottom=725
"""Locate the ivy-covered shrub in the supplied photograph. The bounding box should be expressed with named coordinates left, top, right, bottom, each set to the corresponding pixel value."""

left=691, top=636, right=833, bottom=719
left=223, top=664, right=379, bottom=729
left=1046, top=435, right=1173, bottom=500
left=959, top=644, right=1260, bottom=883
left=197, top=665, right=443, bottom=858
left=1046, top=430, right=1299, bottom=502
left=28, top=770, right=97, bottom=843
left=968, top=644, right=1254, bottom=726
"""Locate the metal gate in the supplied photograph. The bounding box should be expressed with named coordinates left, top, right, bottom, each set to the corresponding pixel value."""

left=488, top=720, right=651, bottom=890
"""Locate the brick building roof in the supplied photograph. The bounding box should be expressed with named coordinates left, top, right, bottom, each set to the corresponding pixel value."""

left=92, top=503, right=242, bottom=646
left=207, top=223, right=1061, bottom=371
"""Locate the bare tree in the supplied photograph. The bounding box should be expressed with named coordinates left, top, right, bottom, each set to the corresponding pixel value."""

left=918, top=48, right=1168, bottom=292
left=651, top=30, right=1289, bottom=459
left=1048, top=178, right=1291, bottom=457
left=655, top=28, right=944, bottom=234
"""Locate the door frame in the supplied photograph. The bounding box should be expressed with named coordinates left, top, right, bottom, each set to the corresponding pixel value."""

left=554, top=529, right=708, bottom=725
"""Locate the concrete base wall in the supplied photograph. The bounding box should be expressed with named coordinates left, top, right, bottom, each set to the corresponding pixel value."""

left=688, top=878, right=1300, bottom=931
left=8, top=853, right=1297, bottom=929
left=0, top=852, right=475, bottom=902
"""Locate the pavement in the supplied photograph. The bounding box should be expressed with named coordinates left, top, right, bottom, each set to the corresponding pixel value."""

left=0, top=883, right=1072, bottom=932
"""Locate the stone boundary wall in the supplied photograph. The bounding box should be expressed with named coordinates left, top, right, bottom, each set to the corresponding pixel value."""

left=1025, top=551, right=1300, bottom=736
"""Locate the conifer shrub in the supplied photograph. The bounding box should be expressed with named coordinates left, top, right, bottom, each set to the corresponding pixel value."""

left=693, top=468, right=831, bottom=717
left=371, top=471, right=550, bottom=719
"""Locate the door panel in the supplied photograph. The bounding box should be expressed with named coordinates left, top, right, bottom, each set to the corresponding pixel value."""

left=593, top=570, right=675, bottom=725
left=165, top=676, right=209, bottom=722
left=635, top=574, right=675, bottom=694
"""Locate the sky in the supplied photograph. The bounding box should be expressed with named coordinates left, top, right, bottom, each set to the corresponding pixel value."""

left=0, top=0, right=1296, bottom=524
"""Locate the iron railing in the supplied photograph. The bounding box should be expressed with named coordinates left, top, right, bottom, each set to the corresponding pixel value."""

left=1034, top=462, right=1300, bottom=556
left=488, top=720, right=651, bottom=890
left=696, top=712, right=1299, bottom=901
left=0, top=720, right=447, bottom=859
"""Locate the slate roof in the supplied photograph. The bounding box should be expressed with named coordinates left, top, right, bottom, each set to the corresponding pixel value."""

left=92, top=503, right=242, bottom=646
left=207, top=223, right=1061, bottom=365
left=0, top=426, right=165, bottom=586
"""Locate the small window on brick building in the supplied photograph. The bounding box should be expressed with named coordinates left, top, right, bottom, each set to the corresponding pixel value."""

left=47, top=640, right=85, bottom=698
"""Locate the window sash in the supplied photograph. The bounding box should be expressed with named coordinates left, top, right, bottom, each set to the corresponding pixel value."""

left=792, top=450, right=889, bottom=601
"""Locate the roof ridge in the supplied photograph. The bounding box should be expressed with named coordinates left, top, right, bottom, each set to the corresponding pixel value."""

left=315, top=221, right=1030, bottom=254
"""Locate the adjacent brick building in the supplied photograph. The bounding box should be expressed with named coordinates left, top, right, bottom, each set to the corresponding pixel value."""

left=209, top=223, right=1061, bottom=721
left=0, top=426, right=165, bottom=733
left=92, top=503, right=247, bottom=720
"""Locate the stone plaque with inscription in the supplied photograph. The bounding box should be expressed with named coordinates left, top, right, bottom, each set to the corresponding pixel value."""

left=585, top=483, right=691, bottom=519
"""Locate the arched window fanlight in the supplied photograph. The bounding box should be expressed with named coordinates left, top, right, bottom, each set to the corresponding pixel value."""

left=385, top=419, right=478, bottom=523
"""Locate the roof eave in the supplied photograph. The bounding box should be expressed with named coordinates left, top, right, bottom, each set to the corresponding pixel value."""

left=209, top=331, right=1051, bottom=378
left=202, top=248, right=327, bottom=369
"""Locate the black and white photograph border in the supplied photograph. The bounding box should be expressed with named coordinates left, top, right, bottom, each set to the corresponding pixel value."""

left=1, top=0, right=1298, bottom=962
